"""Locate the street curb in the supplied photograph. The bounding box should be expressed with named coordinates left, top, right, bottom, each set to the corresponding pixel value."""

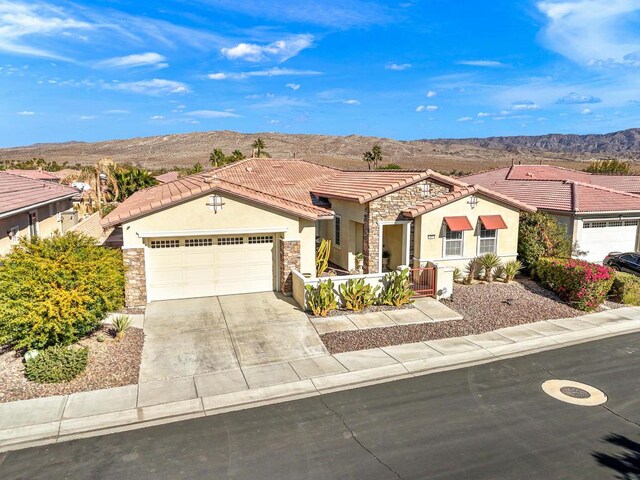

left=1, top=317, right=639, bottom=453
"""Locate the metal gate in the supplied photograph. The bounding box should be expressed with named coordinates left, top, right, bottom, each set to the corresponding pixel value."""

left=409, top=267, right=436, bottom=297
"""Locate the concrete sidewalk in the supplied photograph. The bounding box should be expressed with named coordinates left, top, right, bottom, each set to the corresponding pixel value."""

left=1, top=307, right=639, bottom=452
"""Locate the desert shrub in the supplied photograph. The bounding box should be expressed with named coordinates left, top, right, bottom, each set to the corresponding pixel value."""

left=609, top=272, right=640, bottom=305
left=503, top=260, right=523, bottom=283
left=464, top=259, right=480, bottom=284
left=378, top=268, right=415, bottom=307
left=452, top=267, right=463, bottom=283
left=112, top=315, right=134, bottom=340
left=478, top=253, right=502, bottom=282
left=584, top=159, right=630, bottom=175
left=0, top=233, right=125, bottom=350
left=24, top=345, right=89, bottom=383
left=518, top=212, right=572, bottom=272
left=339, top=279, right=380, bottom=312
left=305, top=279, right=337, bottom=316
left=536, top=258, right=614, bottom=311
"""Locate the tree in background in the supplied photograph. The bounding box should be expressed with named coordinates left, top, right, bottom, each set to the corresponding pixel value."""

left=584, top=159, right=631, bottom=175
left=111, top=166, right=158, bottom=202
left=363, top=144, right=383, bottom=170
left=210, top=148, right=247, bottom=167
left=251, top=138, right=270, bottom=158
left=0, top=157, right=69, bottom=172
left=230, top=150, right=246, bottom=162
left=377, top=163, right=401, bottom=170
left=65, top=158, right=120, bottom=215
left=518, top=211, right=572, bottom=272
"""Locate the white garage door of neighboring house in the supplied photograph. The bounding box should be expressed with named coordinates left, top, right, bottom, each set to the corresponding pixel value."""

left=580, top=220, right=639, bottom=263
left=146, top=234, right=275, bottom=302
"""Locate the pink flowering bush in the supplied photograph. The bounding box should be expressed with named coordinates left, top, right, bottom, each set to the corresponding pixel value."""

left=536, top=257, right=614, bottom=311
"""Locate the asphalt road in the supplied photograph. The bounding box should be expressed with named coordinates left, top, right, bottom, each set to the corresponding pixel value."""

left=2, top=333, right=640, bottom=480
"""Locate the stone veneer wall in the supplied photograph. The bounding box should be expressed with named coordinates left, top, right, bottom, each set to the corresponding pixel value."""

left=280, top=239, right=301, bottom=295
left=363, top=180, right=450, bottom=273
left=122, top=248, right=147, bottom=308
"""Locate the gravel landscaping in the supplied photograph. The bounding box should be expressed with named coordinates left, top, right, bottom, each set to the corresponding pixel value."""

left=0, top=325, right=143, bottom=403
left=321, top=277, right=586, bottom=354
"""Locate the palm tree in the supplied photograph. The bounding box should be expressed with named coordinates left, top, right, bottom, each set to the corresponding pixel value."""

left=230, top=150, right=246, bottom=162
left=251, top=138, right=270, bottom=158
left=112, top=167, right=158, bottom=202
left=64, top=158, right=120, bottom=215
left=363, top=144, right=383, bottom=170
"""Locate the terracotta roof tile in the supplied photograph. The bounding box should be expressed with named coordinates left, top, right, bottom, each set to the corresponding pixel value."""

left=0, top=172, right=78, bottom=217
left=5, top=169, right=60, bottom=182
left=155, top=171, right=180, bottom=183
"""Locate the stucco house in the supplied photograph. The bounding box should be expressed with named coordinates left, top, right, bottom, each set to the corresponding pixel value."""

left=0, top=172, right=78, bottom=255
left=102, top=159, right=535, bottom=308
left=463, top=165, right=640, bottom=263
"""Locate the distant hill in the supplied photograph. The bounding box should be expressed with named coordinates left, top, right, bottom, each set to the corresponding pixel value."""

left=0, top=128, right=638, bottom=174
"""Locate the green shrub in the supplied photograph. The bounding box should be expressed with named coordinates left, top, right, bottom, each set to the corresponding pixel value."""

left=0, top=233, right=125, bottom=350
left=610, top=272, right=640, bottom=305
left=378, top=268, right=415, bottom=307
left=452, top=267, right=463, bottom=283
left=24, top=345, right=89, bottom=383
left=478, top=253, right=502, bottom=282
left=305, top=279, right=337, bottom=316
left=503, top=260, right=523, bottom=283
left=518, top=212, right=572, bottom=272
left=339, top=279, right=379, bottom=312
left=112, top=315, right=133, bottom=340
left=536, top=257, right=614, bottom=311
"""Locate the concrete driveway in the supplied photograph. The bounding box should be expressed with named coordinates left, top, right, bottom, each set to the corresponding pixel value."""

left=139, top=292, right=328, bottom=383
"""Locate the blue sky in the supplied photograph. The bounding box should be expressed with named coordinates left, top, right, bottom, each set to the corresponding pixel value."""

left=1, top=0, right=640, bottom=147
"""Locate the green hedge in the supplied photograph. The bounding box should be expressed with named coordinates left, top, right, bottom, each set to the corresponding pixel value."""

left=536, top=257, right=614, bottom=311
left=610, top=272, right=640, bottom=305
left=0, top=233, right=125, bottom=350
left=518, top=212, right=572, bottom=271
left=25, top=345, right=89, bottom=383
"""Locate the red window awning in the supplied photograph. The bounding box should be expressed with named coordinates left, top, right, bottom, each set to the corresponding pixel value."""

left=479, top=215, right=508, bottom=230
left=444, top=216, right=473, bottom=232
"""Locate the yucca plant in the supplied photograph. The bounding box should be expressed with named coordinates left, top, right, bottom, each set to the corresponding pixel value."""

left=464, top=259, right=479, bottom=285
left=378, top=268, right=415, bottom=307
left=339, top=278, right=380, bottom=312
left=453, top=267, right=463, bottom=283
left=305, top=279, right=337, bottom=316
left=478, top=253, right=502, bottom=282
left=503, top=260, right=523, bottom=283
left=112, top=315, right=133, bottom=340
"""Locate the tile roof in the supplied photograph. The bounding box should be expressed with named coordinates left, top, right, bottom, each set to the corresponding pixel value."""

left=5, top=169, right=60, bottom=182
left=0, top=172, right=78, bottom=218
left=155, top=171, right=180, bottom=183
left=310, top=169, right=468, bottom=203
left=402, top=185, right=536, bottom=218
left=462, top=165, right=640, bottom=213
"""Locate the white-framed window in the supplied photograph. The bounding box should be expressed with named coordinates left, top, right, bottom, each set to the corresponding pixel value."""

left=478, top=225, right=497, bottom=254
left=420, top=183, right=431, bottom=197
left=185, top=238, right=213, bottom=247
left=150, top=239, right=180, bottom=248
left=217, top=237, right=243, bottom=245
left=444, top=227, right=463, bottom=257
left=248, top=235, right=273, bottom=244
left=9, top=226, right=20, bottom=244
left=334, top=215, right=341, bottom=247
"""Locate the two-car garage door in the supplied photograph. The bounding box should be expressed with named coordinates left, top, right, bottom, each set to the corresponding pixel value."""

left=581, top=220, right=639, bottom=263
left=146, top=234, right=275, bottom=302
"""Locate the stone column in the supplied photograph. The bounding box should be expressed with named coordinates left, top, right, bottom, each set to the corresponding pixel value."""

left=122, top=248, right=147, bottom=308
left=280, top=239, right=301, bottom=295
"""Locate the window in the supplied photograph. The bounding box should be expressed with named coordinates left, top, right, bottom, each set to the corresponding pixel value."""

left=444, top=228, right=463, bottom=257
left=608, top=221, right=623, bottom=227
left=625, top=220, right=639, bottom=227
left=420, top=183, right=431, bottom=197
left=150, top=239, right=180, bottom=248
left=478, top=225, right=497, bottom=254
left=217, top=237, right=243, bottom=245
left=584, top=221, right=607, bottom=229
left=334, top=215, right=341, bottom=247
left=248, top=235, right=273, bottom=244
left=185, top=238, right=213, bottom=247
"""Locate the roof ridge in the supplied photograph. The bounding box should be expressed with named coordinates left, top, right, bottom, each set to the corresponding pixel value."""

left=0, top=171, right=77, bottom=193
left=567, top=180, right=640, bottom=199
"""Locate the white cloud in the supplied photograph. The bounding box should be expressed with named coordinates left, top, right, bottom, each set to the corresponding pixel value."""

left=286, top=83, right=300, bottom=90
left=150, top=115, right=165, bottom=120
left=556, top=92, right=602, bottom=104
left=16, top=110, right=34, bottom=115
left=96, top=52, right=168, bottom=69
left=581, top=108, right=592, bottom=114
left=221, top=34, right=313, bottom=63
left=385, top=63, right=412, bottom=70
left=426, top=90, right=437, bottom=98
left=104, top=109, right=130, bottom=114
left=268, top=119, right=280, bottom=124
left=416, top=105, right=438, bottom=112
left=80, top=115, right=97, bottom=120
left=457, top=60, right=506, bottom=67
left=185, top=110, right=241, bottom=118
left=109, top=79, right=190, bottom=95
left=511, top=100, right=541, bottom=111
left=208, top=67, right=322, bottom=80
left=537, top=0, right=640, bottom=67
left=342, top=99, right=360, bottom=105
left=457, top=116, right=473, bottom=121
left=477, top=112, right=492, bottom=117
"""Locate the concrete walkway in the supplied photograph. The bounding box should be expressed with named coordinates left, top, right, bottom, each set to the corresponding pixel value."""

left=1, top=306, right=639, bottom=452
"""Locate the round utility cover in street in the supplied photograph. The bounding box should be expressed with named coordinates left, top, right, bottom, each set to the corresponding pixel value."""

left=541, top=380, right=607, bottom=406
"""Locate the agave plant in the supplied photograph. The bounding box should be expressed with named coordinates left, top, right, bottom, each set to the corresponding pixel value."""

left=478, top=253, right=502, bottom=282
left=112, top=315, right=134, bottom=340
left=452, top=267, right=463, bottom=283
left=464, top=259, right=479, bottom=285
left=503, top=260, right=523, bottom=283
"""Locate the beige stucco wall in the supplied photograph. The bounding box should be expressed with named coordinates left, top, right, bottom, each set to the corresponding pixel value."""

left=325, top=199, right=366, bottom=271
left=0, top=199, right=72, bottom=255
left=120, top=192, right=316, bottom=276
left=414, top=193, right=521, bottom=270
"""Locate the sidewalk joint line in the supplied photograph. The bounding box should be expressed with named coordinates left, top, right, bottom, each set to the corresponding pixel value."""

left=217, top=297, right=250, bottom=389
left=602, top=405, right=640, bottom=429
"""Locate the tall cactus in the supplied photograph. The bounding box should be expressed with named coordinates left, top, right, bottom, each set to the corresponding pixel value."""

left=316, top=239, right=331, bottom=277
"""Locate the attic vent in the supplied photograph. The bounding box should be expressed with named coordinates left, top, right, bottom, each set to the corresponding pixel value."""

left=526, top=172, right=533, bottom=177
left=245, top=167, right=253, bottom=172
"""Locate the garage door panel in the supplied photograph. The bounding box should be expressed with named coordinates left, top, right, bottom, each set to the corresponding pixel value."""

left=581, top=221, right=638, bottom=263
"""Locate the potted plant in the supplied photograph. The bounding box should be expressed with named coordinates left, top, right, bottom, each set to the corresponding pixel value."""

left=382, top=250, right=391, bottom=270
left=354, top=252, right=364, bottom=272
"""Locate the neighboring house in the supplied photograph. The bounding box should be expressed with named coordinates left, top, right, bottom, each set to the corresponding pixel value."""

left=463, top=165, right=640, bottom=263
left=4, top=169, right=61, bottom=182
left=102, top=159, right=534, bottom=308
left=155, top=171, right=180, bottom=183
left=0, top=172, right=78, bottom=255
